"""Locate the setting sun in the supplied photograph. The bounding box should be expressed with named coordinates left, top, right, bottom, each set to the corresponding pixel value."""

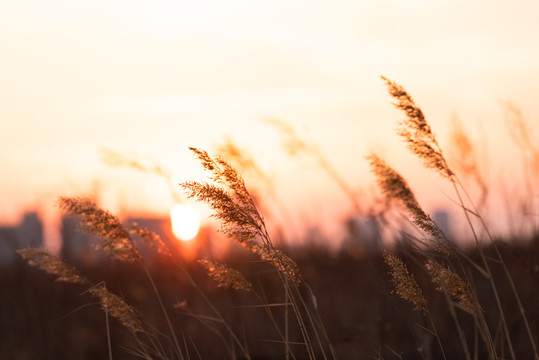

left=170, top=203, right=200, bottom=241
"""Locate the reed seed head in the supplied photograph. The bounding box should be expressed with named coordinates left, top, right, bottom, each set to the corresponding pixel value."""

left=381, top=76, right=453, bottom=179
left=263, top=118, right=310, bottom=156
left=384, top=252, right=428, bottom=315
left=58, top=197, right=141, bottom=262
left=129, top=222, right=172, bottom=257
left=449, top=118, right=488, bottom=207
left=183, top=147, right=304, bottom=285
left=181, top=148, right=265, bottom=245
left=88, top=284, right=144, bottom=333
left=425, top=260, right=482, bottom=316
left=217, top=138, right=261, bottom=176
left=199, top=258, right=253, bottom=291
left=253, top=244, right=303, bottom=286
left=17, top=248, right=88, bottom=285
left=367, top=154, right=445, bottom=240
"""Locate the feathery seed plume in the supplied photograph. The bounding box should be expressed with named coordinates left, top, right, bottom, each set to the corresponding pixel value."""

left=183, top=147, right=303, bottom=285
left=181, top=148, right=264, bottom=245
left=199, top=258, right=253, bottom=291
left=425, top=260, right=482, bottom=316
left=384, top=252, right=428, bottom=314
left=17, top=248, right=88, bottom=285
left=263, top=118, right=310, bottom=157
left=217, top=138, right=261, bottom=176
left=88, top=284, right=144, bottom=333
left=381, top=76, right=453, bottom=179
left=129, top=222, right=172, bottom=257
left=367, top=154, right=445, bottom=240
left=449, top=118, right=488, bottom=207
left=253, top=244, right=303, bottom=286
left=58, top=197, right=141, bottom=262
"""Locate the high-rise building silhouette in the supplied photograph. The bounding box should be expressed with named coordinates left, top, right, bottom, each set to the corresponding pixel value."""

left=434, top=210, right=451, bottom=239
left=342, top=215, right=381, bottom=257
left=60, top=215, right=106, bottom=266
left=0, top=212, right=43, bottom=265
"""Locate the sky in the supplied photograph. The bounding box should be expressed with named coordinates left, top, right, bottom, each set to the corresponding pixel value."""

left=1, top=0, right=538, bottom=250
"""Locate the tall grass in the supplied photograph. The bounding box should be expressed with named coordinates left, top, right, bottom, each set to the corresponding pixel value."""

left=14, top=77, right=538, bottom=359
left=373, top=76, right=538, bottom=360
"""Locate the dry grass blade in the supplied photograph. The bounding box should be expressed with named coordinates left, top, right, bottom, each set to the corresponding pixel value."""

left=425, top=260, right=482, bottom=316
left=199, top=258, right=253, bottom=291
left=58, top=196, right=141, bottom=262
left=381, top=76, right=453, bottom=179
left=88, top=283, right=144, bottom=334
left=17, top=248, right=88, bottom=285
left=384, top=252, right=428, bottom=315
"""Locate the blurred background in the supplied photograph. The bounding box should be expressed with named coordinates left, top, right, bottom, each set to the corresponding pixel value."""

left=1, top=0, right=539, bottom=252
left=1, top=1, right=539, bottom=358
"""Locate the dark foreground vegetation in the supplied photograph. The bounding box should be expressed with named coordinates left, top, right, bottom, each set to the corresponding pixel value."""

left=1, top=235, right=538, bottom=359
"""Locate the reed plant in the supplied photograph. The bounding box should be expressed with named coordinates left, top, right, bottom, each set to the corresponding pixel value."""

left=373, top=76, right=538, bottom=360
left=17, top=149, right=335, bottom=359
left=13, top=78, right=538, bottom=360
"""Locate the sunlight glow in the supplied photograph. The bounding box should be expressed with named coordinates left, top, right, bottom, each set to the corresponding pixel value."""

left=170, top=204, right=200, bottom=242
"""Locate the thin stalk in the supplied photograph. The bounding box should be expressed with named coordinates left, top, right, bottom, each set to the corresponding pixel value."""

left=262, top=233, right=324, bottom=360
left=143, top=266, right=185, bottom=360
left=285, top=276, right=290, bottom=360
left=290, top=284, right=327, bottom=360
left=443, top=289, right=472, bottom=360
left=106, top=310, right=113, bottom=360
left=451, top=181, right=516, bottom=360
left=293, top=283, right=337, bottom=359
left=426, top=316, right=447, bottom=360
left=466, top=273, right=497, bottom=360
left=132, top=332, right=154, bottom=360
left=281, top=273, right=316, bottom=360
left=457, top=178, right=538, bottom=359
left=258, top=229, right=317, bottom=359
left=254, top=282, right=297, bottom=360
left=179, top=265, right=251, bottom=360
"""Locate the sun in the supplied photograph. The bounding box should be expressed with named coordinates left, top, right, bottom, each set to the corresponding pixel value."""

left=170, top=204, right=200, bottom=241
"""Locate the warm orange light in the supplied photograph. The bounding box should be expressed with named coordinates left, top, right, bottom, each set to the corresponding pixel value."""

left=170, top=204, right=200, bottom=241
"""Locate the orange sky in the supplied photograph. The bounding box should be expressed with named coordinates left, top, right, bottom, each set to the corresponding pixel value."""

left=1, top=0, right=538, bottom=250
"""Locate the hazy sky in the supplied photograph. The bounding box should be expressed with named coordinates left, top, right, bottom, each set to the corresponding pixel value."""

left=1, top=0, right=538, bottom=248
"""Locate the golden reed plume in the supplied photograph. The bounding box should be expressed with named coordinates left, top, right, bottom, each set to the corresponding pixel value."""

left=199, top=258, right=253, bottom=291
left=367, top=154, right=445, bottom=241
left=88, top=283, right=144, bottom=333
left=17, top=248, right=88, bottom=285
left=58, top=197, right=141, bottom=262
left=384, top=252, right=428, bottom=315
left=182, top=147, right=302, bottom=286
left=381, top=76, right=453, bottom=179
left=425, top=260, right=482, bottom=316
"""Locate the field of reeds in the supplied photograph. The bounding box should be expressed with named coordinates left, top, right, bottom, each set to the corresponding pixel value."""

left=2, top=77, right=538, bottom=359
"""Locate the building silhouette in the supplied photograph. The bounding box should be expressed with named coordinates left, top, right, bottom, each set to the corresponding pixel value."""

left=434, top=210, right=451, bottom=239
left=342, top=215, right=381, bottom=257
left=0, top=212, right=43, bottom=265
left=60, top=215, right=105, bottom=267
